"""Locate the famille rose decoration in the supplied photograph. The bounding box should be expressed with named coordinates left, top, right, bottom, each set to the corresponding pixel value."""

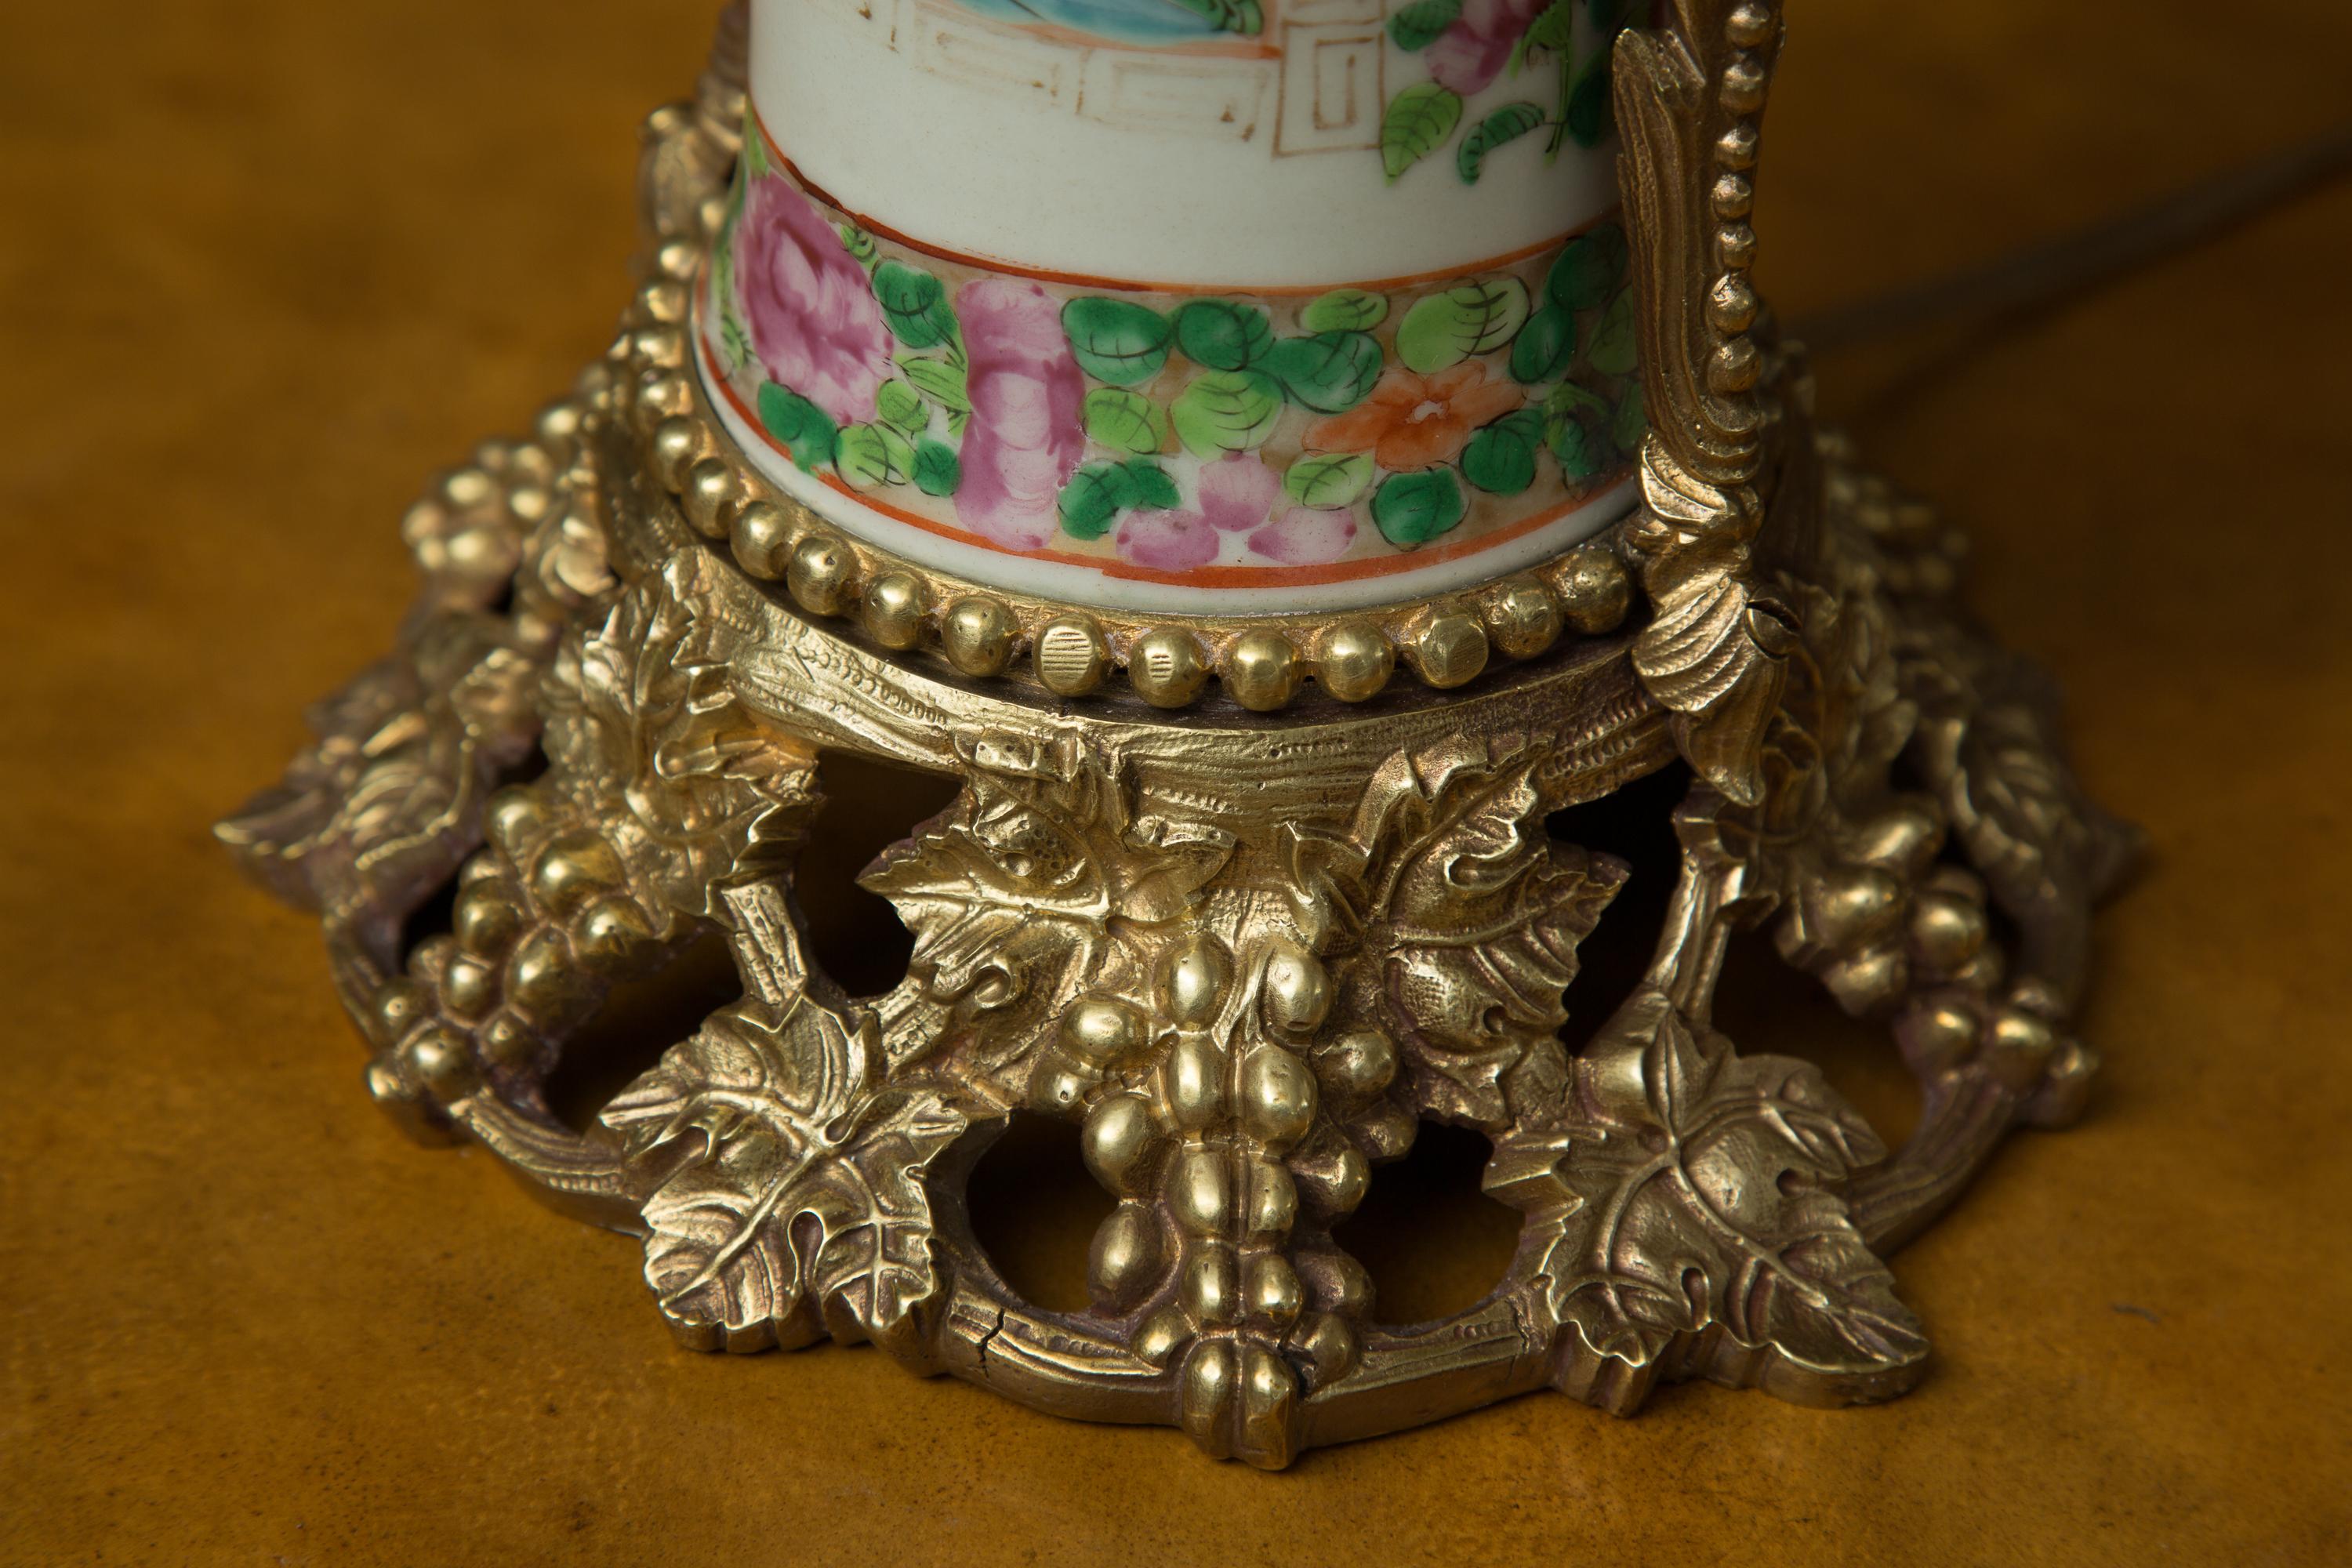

left=222, top=0, right=2136, bottom=1468
left=706, top=0, right=1646, bottom=612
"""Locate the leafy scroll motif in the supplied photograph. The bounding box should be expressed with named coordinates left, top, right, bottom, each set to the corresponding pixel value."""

left=1489, top=987, right=1929, bottom=1410
left=539, top=554, right=814, bottom=931
left=1287, top=734, right=1625, bottom=1128
left=861, top=731, right=1232, bottom=1086
left=216, top=610, right=544, bottom=975
left=600, top=923, right=967, bottom=1362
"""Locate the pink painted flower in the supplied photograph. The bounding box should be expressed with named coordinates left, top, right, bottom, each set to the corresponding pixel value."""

left=1426, top=0, right=1548, bottom=98
left=955, top=279, right=1085, bottom=550
left=1250, top=507, right=1358, bottom=565
left=735, top=172, right=895, bottom=428
left=1196, top=452, right=1283, bottom=533
left=1116, top=509, right=1219, bottom=572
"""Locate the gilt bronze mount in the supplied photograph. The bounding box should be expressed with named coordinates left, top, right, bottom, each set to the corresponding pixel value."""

left=221, top=0, right=2136, bottom=1467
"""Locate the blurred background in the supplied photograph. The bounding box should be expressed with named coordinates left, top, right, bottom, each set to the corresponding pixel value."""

left=4, top=2, right=2347, bottom=1563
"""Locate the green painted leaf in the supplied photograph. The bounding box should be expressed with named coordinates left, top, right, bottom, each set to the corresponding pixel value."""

left=1082, top=387, right=1173, bottom=455
left=1509, top=303, right=1577, bottom=383
left=1171, top=369, right=1283, bottom=458
left=1388, top=0, right=1463, bottom=52
left=873, top=261, right=957, bottom=349
left=1397, top=278, right=1533, bottom=373
left=1528, top=0, right=1577, bottom=51
left=1300, top=289, right=1391, bottom=333
left=1547, top=223, right=1630, bottom=311
left=1461, top=408, right=1546, bottom=496
left=1283, top=452, right=1375, bottom=510
left=1265, top=332, right=1383, bottom=414
left=1565, top=53, right=1614, bottom=147
left=756, top=383, right=837, bottom=474
left=837, top=223, right=880, bottom=273
left=1588, top=288, right=1639, bottom=376
left=1612, top=384, right=1647, bottom=456
left=1548, top=411, right=1604, bottom=478
left=1457, top=102, right=1547, bottom=185
left=876, top=379, right=929, bottom=436
left=1174, top=299, right=1276, bottom=372
left=1381, top=83, right=1465, bottom=183
left=913, top=438, right=962, bottom=498
left=900, top=356, right=971, bottom=413
left=1372, top=470, right=1468, bottom=548
left=1058, top=459, right=1181, bottom=540
left=1062, top=297, right=1174, bottom=387
left=836, top=422, right=914, bottom=491
left=1546, top=380, right=1610, bottom=420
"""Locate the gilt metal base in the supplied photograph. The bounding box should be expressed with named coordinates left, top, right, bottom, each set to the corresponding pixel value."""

left=220, top=3, right=2136, bottom=1468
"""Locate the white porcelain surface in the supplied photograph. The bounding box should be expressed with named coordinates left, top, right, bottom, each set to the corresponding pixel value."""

left=703, top=0, right=1649, bottom=616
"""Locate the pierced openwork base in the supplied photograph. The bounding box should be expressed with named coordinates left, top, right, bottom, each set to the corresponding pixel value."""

left=219, top=9, right=2136, bottom=1468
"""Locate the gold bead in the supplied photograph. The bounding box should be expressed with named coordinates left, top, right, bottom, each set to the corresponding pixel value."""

left=1911, top=891, right=1991, bottom=975
left=1243, top=1156, right=1298, bottom=1237
left=1088, top=1204, right=1163, bottom=1312
left=637, top=278, right=689, bottom=325
left=1169, top=1147, right=1230, bottom=1236
left=1222, top=631, right=1301, bottom=712
left=1239, top=1047, right=1317, bottom=1149
left=1309, top=1250, right=1373, bottom=1316
left=369, top=980, right=430, bottom=1044
left=647, top=416, right=705, bottom=490
left=1804, top=863, right=1906, bottom=952
left=1160, top=934, right=1230, bottom=1029
left=860, top=572, right=927, bottom=649
left=1484, top=578, right=1563, bottom=660
left=1081, top=1094, right=1157, bottom=1195
left=574, top=894, right=655, bottom=971
left=728, top=499, right=795, bottom=579
left=1316, top=621, right=1394, bottom=703
left=1260, top=939, right=1331, bottom=1033
left=1029, top=1060, right=1095, bottom=1117
left=1163, top=1035, right=1228, bottom=1134
left=1294, top=1312, right=1360, bottom=1389
left=1129, top=629, right=1208, bottom=707
left=633, top=368, right=691, bottom=430
left=401, top=1025, right=478, bottom=1102
left=1180, top=1341, right=1237, bottom=1450
left=478, top=1009, right=538, bottom=1069
left=1035, top=617, right=1110, bottom=697
left=1555, top=545, right=1632, bottom=635
left=786, top=534, right=855, bottom=616
left=505, top=927, right=583, bottom=1018
left=440, top=955, right=499, bottom=1022
left=1901, top=1001, right=1980, bottom=1076
left=942, top=597, right=1017, bottom=677
left=1062, top=997, right=1145, bottom=1065
left=652, top=238, right=701, bottom=281
left=1182, top=1243, right=1240, bottom=1327
left=531, top=831, right=625, bottom=915
left=1316, top=1028, right=1398, bottom=1102
left=1407, top=607, right=1489, bottom=689
left=630, top=325, right=686, bottom=368
left=1237, top=1343, right=1298, bottom=1468
left=1246, top=1252, right=1303, bottom=1330
left=1133, top=1307, right=1190, bottom=1368
left=452, top=884, right=521, bottom=958
left=1843, top=798, right=1946, bottom=878
left=485, top=786, right=547, bottom=856
left=680, top=457, right=739, bottom=539
left=1293, top=1145, right=1368, bottom=1219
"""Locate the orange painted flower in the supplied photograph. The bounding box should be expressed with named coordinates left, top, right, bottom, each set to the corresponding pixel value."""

left=1304, top=363, right=1524, bottom=473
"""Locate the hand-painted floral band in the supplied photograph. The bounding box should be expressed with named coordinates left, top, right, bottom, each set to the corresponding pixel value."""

left=698, top=111, right=1643, bottom=596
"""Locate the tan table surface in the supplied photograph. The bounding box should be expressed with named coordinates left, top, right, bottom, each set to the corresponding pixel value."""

left=5, top=2, right=2349, bottom=1563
